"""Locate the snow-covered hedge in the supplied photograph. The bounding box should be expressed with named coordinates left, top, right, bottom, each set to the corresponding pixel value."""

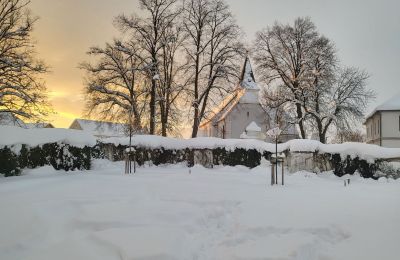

left=0, top=126, right=95, bottom=176
left=0, top=144, right=92, bottom=177
left=105, top=135, right=400, bottom=162
left=2, top=126, right=400, bottom=178
left=93, top=143, right=266, bottom=168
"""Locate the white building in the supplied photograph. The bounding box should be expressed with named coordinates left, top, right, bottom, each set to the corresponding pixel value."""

left=365, top=93, right=400, bottom=148
left=69, top=119, right=127, bottom=138
left=199, top=57, right=297, bottom=142
left=0, top=112, right=54, bottom=128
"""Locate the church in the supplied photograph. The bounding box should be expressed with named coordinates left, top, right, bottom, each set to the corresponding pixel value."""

left=199, top=57, right=298, bottom=142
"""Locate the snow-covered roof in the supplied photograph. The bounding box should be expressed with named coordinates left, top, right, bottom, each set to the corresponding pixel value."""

left=71, top=119, right=127, bottom=138
left=240, top=57, right=259, bottom=90
left=366, top=92, right=400, bottom=119
left=0, top=112, right=53, bottom=129
left=246, top=122, right=261, bottom=132
left=0, top=112, right=24, bottom=127
left=200, top=57, right=261, bottom=127
left=200, top=88, right=244, bottom=127
left=24, top=123, right=54, bottom=129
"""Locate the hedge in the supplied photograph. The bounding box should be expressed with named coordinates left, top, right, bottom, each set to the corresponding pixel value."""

left=0, top=141, right=388, bottom=179
left=0, top=143, right=91, bottom=177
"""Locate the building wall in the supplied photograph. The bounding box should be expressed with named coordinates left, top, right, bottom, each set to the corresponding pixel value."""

left=366, top=111, right=400, bottom=148
left=365, top=112, right=381, bottom=145
left=226, top=103, right=268, bottom=139
left=381, top=111, right=400, bottom=148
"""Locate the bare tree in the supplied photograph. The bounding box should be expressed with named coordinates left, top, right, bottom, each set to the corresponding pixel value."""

left=116, top=0, right=180, bottom=135
left=182, top=0, right=244, bottom=137
left=253, top=17, right=319, bottom=139
left=81, top=39, right=147, bottom=131
left=157, top=24, right=187, bottom=136
left=308, top=67, right=374, bottom=142
left=254, top=17, right=374, bottom=143
left=0, top=0, right=50, bottom=121
left=335, top=129, right=365, bottom=143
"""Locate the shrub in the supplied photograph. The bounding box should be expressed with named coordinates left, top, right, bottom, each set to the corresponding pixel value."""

left=0, top=147, right=21, bottom=177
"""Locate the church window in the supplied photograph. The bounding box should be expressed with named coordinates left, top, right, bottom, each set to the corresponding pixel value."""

left=247, top=111, right=249, bottom=118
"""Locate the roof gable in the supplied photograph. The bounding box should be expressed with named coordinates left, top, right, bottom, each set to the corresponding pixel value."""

left=239, top=56, right=259, bottom=90
left=72, top=119, right=127, bottom=137
left=366, top=92, right=400, bottom=119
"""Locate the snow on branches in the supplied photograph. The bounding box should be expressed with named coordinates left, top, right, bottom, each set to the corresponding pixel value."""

left=0, top=0, right=51, bottom=121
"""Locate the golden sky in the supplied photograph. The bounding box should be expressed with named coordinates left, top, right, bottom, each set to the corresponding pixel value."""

left=30, top=0, right=400, bottom=128
left=30, top=0, right=140, bottom=128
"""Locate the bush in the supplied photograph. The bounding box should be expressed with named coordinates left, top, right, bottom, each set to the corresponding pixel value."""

left=0, top=147, right=21, bottom=177
left=0, top=143, right=92, bottom=177
left=375, top=162, right=400, bottom=179
left=329, top=154, right=378, bottom=178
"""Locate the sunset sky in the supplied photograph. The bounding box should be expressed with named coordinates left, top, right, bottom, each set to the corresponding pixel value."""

left=30, top=0, right=400, bottom=128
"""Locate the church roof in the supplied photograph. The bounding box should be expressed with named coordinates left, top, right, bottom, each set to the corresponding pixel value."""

left=200, top=57, right=261, bottom=127
left=239, top=56, right=259, bottom=90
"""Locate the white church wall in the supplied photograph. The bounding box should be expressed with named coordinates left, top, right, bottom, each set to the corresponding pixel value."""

left=228, top=103, right=268, bottom=139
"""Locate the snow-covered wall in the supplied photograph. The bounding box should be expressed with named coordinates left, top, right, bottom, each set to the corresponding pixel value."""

left=104, top=136, right=400, bottom=162
left=2, top=125, right=400, bottom=162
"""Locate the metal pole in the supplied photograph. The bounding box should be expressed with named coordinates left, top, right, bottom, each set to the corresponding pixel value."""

left=281, top=160, right=284, bottom=185
left=275, top=112, right=279, bottom=185
left=133, top=153, right=136, bottom=173
left=128, top=107, right=133, bottom=174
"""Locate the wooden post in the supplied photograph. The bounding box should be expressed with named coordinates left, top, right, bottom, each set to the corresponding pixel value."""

left=271, top=163, right=275, bottom=186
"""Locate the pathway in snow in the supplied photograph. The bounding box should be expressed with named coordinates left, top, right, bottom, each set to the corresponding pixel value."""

left=0, top=161, right=399, bottom=260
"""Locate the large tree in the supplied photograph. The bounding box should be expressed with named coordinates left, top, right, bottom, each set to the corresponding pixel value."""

left=305, top=66, right=373, bottom=143
left=254, top=17, right=374, bottom=143
left=157, top=24, right=187, bottom=136
left=0, top=0, right=50, bottom=121
left=254, top=17, right=319, bottom=139
left=81, top=39, right=147, bottom=131
left=116, top=0, right=180, bottom=135
left=182, top=0, right=244, bottom=137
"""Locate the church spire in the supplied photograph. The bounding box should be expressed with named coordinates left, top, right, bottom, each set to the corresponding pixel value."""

left=239, top=56, right=259, bottom=90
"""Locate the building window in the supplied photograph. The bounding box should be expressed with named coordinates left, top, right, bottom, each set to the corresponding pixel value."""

left=399, top=116, right=400, bottom=131
left=247, top=111, right=250, bottom=118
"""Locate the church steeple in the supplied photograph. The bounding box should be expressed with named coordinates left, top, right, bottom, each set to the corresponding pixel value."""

left=239, top=56, right=259, bottom=90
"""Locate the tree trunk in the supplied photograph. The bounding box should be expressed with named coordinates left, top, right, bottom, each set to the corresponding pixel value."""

left=149, top=78, right=156, bottom=135
left=296, top=103, right=306, bottom=139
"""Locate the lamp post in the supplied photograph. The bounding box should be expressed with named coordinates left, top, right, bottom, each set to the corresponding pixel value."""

left=266, top=126, right=282, bottom=186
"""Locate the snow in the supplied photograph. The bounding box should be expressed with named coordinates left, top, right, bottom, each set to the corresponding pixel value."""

left=2, top=124, right=400, bottom=161
left=246, top=121, right=262, bottom=132
left=366, top=91, right=400, bottom=119
left=0, top=125, right=97, bottom=148
left=106, top=136, right=400, bottom=161
left=0, top=161, right=399, bottom=260
left=71, top=119, right=127, bottom=138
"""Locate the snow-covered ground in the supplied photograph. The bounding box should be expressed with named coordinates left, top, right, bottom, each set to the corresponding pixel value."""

left=0, top=161, right=399, bottom=260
